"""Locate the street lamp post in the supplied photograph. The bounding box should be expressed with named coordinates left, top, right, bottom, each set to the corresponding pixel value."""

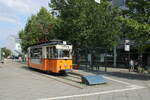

left=0, top=48, right=1, bottom=61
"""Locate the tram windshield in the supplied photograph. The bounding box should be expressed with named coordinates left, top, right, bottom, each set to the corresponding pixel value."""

left=58, top=49, right=71, bottom=59
left=47, top=45, right=72, bottom=59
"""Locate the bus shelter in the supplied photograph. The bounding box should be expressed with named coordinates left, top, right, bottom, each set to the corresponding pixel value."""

left=73, top=48, right=109, bottom=72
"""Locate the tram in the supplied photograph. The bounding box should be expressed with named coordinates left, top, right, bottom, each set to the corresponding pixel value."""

left=27, top=40, right=73, bottom=73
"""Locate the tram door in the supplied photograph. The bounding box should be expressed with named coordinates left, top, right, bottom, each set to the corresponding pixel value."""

left=46, top=46, right=63, bottom=72
left=46, top=46, right=55, bottom=72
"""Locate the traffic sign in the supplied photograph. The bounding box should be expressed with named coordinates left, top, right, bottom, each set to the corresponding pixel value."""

left=125, top=45, right=130, bottom=51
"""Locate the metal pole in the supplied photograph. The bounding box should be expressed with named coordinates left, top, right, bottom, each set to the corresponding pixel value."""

left=0, top=48, right=1, bottom=61
left=105, top=59, right=107, bottom=72
left=113, top=45, right=117, bottom=67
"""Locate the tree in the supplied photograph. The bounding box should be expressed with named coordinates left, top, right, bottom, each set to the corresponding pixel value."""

left=19, top=0, right=124, bottom=52
left=50, top=0, right=122, bottom=49
left=125, top=0, right=150, bottom=24
left=19, top=7, right=59, bottom=52
left=1, top=48, right=11, bottom=58
left=121, top=0, right=150, bottom=52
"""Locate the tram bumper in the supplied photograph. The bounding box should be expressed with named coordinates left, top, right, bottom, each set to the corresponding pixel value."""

left=64, top=69, right=73, bottom=72
left=59, top=69, right=73, bottom=73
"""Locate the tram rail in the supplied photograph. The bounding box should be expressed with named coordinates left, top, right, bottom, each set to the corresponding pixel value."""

left=26, top=67, right=85, bottom=89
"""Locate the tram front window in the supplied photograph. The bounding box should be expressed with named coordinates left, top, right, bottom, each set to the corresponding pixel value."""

left=47, top=46, right=72, bottom=59
left=58, top=49, right=71, bottom=59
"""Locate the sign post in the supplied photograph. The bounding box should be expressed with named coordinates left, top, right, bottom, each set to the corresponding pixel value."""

left=124, top=39, right=130, bottom=52
left=124, top=39, right=130, bottom=67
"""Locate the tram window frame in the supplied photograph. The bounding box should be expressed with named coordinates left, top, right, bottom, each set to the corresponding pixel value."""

left=47, top=47, right=52, bottom=59
left=47, top=46, right=58, bottom=59
left=58, top=49, right=71, bottom=59
left=47, top=46, right=72, bottom=59
left=30, top=47, right=42, bottom=59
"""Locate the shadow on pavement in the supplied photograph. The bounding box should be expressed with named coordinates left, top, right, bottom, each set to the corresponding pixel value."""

left=21, top=66, right=66, bottom=76
left=21, top=66, right=150, bottom=81
left=87, top=69, right=150, bottom=81
left=106, top=72, right=150, bottom=81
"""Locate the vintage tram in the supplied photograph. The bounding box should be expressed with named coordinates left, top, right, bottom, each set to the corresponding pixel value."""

left=27, top=40, right=73, bottom=73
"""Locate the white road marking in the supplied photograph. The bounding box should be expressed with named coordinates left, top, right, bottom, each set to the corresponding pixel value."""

left=103, top=76, right=144, bottom=88
left=36, top=76, right=145, bottom=100
left=103, top=76, right=133, bottom=85
left=36, top=85, right=144, bottom=100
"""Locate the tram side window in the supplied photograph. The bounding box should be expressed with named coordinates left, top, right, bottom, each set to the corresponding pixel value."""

left=47, top=47, right=58, bottom=59
left=53, top=47, right=58, bottom=58
left=47, top=47, right=53, bottom=58
left=30, top=48, right=42, bottom=59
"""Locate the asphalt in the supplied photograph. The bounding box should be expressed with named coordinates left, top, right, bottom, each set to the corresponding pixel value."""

left=0, top=59, right=150, bottom=100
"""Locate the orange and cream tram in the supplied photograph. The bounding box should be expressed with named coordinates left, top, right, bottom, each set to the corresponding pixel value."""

left=27, top=40, right=73, bottom=73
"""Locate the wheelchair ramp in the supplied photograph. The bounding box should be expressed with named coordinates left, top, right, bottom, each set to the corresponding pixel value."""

left=81, top=75, right=107, bottom=85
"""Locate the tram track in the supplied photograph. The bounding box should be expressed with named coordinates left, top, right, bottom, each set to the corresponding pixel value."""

left=39, top=73, right=85, bottom=89
left=23, top=66, right=85, bottom=89
left=57, top=73, right=82, bottom=83
left=66, top=73, right=81, bottom=79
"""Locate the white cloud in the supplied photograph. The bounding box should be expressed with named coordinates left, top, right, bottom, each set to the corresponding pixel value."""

left=0, top=0, right=50, bottom=50
left=0, top=0, right=49, bottom=14
left=0, top=16, right=18, bottom=24
left=0, top=0, right=29, bottom=13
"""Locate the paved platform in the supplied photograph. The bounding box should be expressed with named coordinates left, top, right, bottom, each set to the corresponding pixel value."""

left=0, top=59, right=150, bottom=100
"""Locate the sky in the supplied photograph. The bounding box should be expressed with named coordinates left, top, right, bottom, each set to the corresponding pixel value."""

left=0, top=0, right=50, bottom=50
left=95, top=0, right=101, bottom=3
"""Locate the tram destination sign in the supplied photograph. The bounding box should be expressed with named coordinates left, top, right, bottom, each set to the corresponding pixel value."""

left=56, top=45, right=72, bottom=50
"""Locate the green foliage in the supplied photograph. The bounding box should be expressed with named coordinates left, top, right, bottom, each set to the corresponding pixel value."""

left=50, top=0, right=122, bottom=49
left=125, top=0, right=150, bottom=24
left=19, top=0, right=149, bottom=53
left=19, top=7, right=59, bottom=52
left=122, top=0, right=150, bottom=52
left=1, top=48, right=11, bottom=58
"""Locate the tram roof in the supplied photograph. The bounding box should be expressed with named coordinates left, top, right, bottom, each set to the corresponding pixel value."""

left=28, top=40, right=71, bottom=48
